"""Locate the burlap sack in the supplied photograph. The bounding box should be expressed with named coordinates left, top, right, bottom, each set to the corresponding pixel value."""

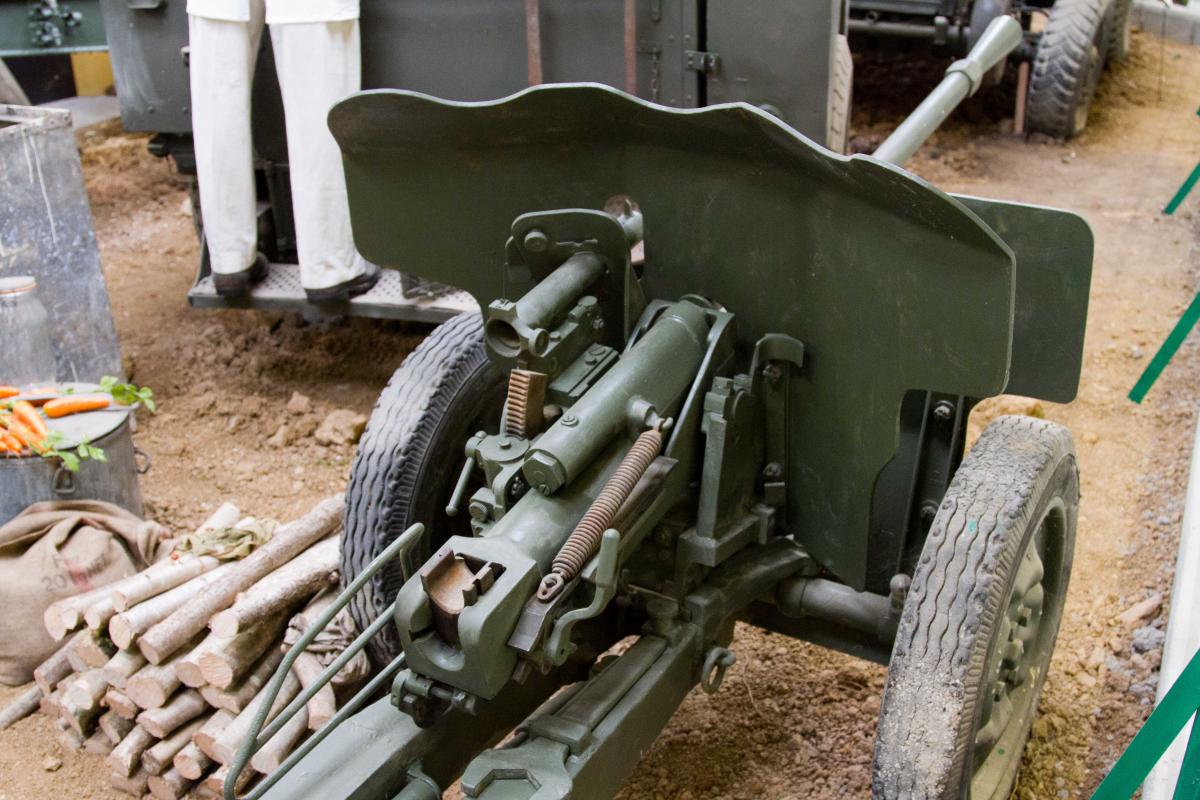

left=0, top=500, right=165, bottom=685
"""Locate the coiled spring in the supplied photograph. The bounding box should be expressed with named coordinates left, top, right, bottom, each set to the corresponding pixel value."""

left=537, top=426, right=663, bottom=601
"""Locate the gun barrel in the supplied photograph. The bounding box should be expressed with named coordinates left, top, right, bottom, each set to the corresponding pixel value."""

left=872, top=15, right=1023, bottom=166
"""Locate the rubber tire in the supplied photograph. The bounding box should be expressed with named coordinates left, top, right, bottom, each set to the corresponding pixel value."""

left=1025, top=0, right=1108, bottom=138
left=1103, top=0, right=1133, bottom=64
left=872, top=415, right=1079, bottom=800
left=827, top=34, right=854, bottom=154
left=341, top=312, right=506, bottom=665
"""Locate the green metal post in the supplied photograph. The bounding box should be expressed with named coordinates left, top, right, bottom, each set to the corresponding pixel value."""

left=1091, top=647, right=1200, bottom=799
left=1173, top=718, right=1200, bottom=800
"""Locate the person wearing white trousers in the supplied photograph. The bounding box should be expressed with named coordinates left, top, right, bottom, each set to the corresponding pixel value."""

left=187, top=0, right=378, bottom=302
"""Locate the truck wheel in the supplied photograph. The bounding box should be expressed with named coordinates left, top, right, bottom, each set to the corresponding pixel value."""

left=1103, top=0, right=1133, bottom=63
left=1025, top=0, right=1107, bottom=138
left=827, top=33, right=854, bottom=154
left=342, top=312, right=505, bottom=665
left=872, top=415, right=1078, bottom=800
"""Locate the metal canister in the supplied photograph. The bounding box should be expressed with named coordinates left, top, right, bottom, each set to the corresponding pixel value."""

left=0, top=276, right=56, bottom=387
left=0, top=395, right=146, bottom=525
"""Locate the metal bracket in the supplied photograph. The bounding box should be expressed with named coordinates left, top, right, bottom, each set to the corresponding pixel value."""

left=544, top=529, right=620, bottom=663
left=684, top=49, right=720, bottom=74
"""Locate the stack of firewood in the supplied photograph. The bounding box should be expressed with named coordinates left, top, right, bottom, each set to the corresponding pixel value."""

left=0, top=494, right=353, bottom=799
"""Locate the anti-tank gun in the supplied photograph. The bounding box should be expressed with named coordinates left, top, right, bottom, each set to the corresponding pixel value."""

left=226, top=18, right=1093, bottom=800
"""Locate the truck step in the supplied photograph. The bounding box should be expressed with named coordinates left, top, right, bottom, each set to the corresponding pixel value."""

left=188, top=262, right=477, bottom=322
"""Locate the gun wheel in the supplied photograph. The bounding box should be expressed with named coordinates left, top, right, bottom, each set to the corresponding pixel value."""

left=342, top=311, right=505, bottom=665
left=872, top=415, right=1078, bottom=800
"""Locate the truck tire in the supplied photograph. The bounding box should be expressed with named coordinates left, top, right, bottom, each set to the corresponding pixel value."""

left=1103, top=0, right=1133, bottom=63
left=1025, top=0, right=1107, bottom=138
left=872, top=416, right=1078, bottom=800
left=827, top=33, right=853, bottom=154
left=341, top=312, right=506, bottom=665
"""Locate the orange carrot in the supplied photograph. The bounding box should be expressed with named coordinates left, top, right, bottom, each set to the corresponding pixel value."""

left=0, top=415, right=47, bottom=453
left=12, top=400, right=47, bottom=438
left=0, top=431, right=22, bottom=453
left=0, top=386, right=17, bottom=399
left=43, top=395, right=110, bottom=418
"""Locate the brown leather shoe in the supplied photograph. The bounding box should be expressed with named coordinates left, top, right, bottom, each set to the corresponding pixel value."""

left=305, top=264, right=381, bottom=304
left=212, top=254, right=269, bottom=297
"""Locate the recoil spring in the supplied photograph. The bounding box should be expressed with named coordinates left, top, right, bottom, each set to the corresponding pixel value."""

left=537, top=425, right=664, bottom=601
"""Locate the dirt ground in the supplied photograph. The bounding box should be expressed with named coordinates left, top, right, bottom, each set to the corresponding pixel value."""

left=2, top=29, right=1199, bottom=800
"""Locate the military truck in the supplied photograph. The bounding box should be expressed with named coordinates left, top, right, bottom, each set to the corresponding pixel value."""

left=97, top=0, right=854, bottom=322
left=849, top=0, right=1133, bottom=138
left=217, top=18, right=1094, bottom=800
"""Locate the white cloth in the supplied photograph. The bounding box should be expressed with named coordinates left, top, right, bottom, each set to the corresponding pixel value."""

left=270, top=20, right=369, bottom=289
left=187, top=1, right=367, bottom=288
left=188, top=0, right=358, bottom=23
left=188, top=12, right=262, bottom=275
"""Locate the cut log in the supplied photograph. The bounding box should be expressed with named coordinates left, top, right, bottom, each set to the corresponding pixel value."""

left=211, top=670, right=300, bottom=764
left=100, top=709, right=135, bottom=745
left=64, top=668, right=110, bottom=711
left=60, top=681, right=102, bottom=736
left=126, top=661, right=181, bottom=710
left=0, top=684, right=42, bottom=730
left=175, top=635, right=213, bottom=688
left=288, top=590, right=335, bottom=633
left=137, top=688, right=207, bottom=738
left=74, top=627, right=117, bottom=667
left=44, top=581, right=123, bottom=641
left=113, top=503, right=240, bottom=612
left=113, top=553, right=223, bottom=611
left=110, top=561, right=237, bottom=650
left=41, top=686, right=65, bottom=717
left=209, top=536, right=339, bottom=639
left=33, top=640, right=73, bottom=695
left=138, top=495, right=343, bottom=664
left=174, top=741, right=214, bottom=780
left=104, top=687, right=139, bottom=720
left=148, top=765, right=198, bottom=800
left=84, top=596, right=118, bottom=631
left=108, top=724, right=154, bottom=777
left=200, top=647, right=284, bottom=714
left=250, top=703, right=308, bottom=774
left=58, top=726, right=85, bottom=750
left=84, top=728, right=115, bottom=755
left=204, top=763, right=253, bottom=796
left=193, top=708, right=235, bottom=762
left=125, top=636, right=199, bottom=709
left=291, top=651, right=336, bottom=730
left=198, top=611, right=289, bottom=689
left=143, top=715, right=207, bottom=776
left=101, top=648, right=147, bottom=690
left=110, top=768, right=150, bottom=797
left=65, top=630, right=91, bottom=673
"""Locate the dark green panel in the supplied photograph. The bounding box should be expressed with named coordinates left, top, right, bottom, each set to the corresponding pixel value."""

left=706, top=0, right=840, bottom=139
left=97, top=0, right=191, bottom=133
left=955, top=195, right=1092, bottom=403
left=330, top=84, right=1016, bottom=587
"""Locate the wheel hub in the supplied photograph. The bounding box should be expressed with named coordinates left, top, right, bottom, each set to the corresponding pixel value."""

left=971, top=503, right=1061, bottom=795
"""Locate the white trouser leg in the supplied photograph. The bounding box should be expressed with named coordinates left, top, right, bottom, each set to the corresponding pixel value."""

left=188, top=10, right=263, bottom=275
left=268, top=20, right=367, bottom=290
